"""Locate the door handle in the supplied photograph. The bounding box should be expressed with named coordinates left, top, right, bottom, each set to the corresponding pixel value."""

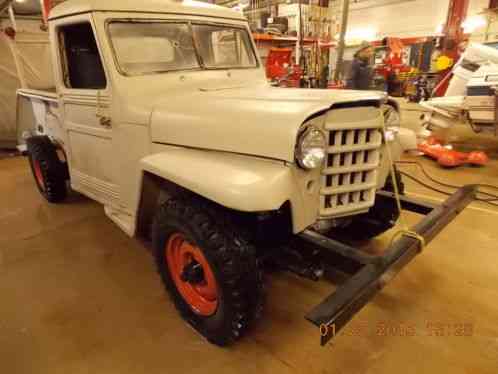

left=99, top=116, right=112, bottom=128
left=95, top=91, right=111, bottom=128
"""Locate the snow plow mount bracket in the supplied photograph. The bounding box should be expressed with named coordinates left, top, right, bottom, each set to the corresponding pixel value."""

left=300, top=185, right=476, bottom=346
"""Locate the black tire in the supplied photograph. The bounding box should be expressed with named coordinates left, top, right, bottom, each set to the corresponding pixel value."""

left=152, top=196, right=264, bottom=346
left=331, top=169, right=404, bottom=241
left=26, top=136, right=68, bottom=203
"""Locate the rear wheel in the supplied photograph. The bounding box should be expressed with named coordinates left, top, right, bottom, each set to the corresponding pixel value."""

left=26, top=136, right=68, bottom=203
left=152, top=196, right=264, bottom=346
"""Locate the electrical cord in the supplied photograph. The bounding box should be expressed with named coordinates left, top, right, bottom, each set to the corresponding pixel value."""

left=396, top=160, right=498, bottom=196
left=395, top=160, right=498, bottom=208
left=396, top=160, right=498, bottom=192
left=398, top=171, right=454, bottom=196
left=382, top=121, right=426, bottom=251
left=399, top=171, right=498, bottom=208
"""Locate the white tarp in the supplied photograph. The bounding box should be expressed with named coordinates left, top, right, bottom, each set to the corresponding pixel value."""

left=0, top=29, right=53, bottom=147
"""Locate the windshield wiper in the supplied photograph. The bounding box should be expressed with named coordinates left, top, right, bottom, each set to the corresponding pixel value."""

left=187, top=22, right=205, bottom=68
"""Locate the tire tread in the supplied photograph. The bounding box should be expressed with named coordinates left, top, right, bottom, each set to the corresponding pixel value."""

left=152, top=195, right=264, bottom=346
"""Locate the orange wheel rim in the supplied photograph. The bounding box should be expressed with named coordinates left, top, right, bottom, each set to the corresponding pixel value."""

left=33, top=160, right=45, bottom=191
left=165, top=233, right=218, bottom=316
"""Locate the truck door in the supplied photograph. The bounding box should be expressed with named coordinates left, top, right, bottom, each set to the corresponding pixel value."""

left=55, top=18, right=119, bottom=206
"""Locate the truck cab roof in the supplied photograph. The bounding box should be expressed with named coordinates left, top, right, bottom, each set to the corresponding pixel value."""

left=49, top=0, right=246, bottom=21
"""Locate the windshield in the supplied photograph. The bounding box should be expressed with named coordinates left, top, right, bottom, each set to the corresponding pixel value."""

left=108, top=21, right=258, bottom=76
left=191, top=24, right=257, bottom=69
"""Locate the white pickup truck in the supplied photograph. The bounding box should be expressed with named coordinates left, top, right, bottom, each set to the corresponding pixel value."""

left=16, top=0, right=474, bottom=347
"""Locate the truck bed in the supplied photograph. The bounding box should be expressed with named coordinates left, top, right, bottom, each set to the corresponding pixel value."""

left=18, top=88, right=58, bottom=102
left=16, top=88, right=61, bottom=151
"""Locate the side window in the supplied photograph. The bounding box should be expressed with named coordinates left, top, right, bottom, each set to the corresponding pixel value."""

left=59, top=22, right=107, bottom=89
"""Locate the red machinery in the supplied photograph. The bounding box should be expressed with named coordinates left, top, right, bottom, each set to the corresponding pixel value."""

left=432, top=0, right=470, bottom=97
left=418, top=137, right=488, bottom=167
left=265, top=48, right=301, bottom=87
left=373, top=37, right=413, bottom=95
left=265, top=48, right=292, bottom=79
left=375, top=38, right=409, bottom=77
left=41, top=0, right=51, bottom=25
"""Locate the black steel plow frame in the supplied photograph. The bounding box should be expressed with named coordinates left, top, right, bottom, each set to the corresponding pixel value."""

left=300, top=185, right=476, bottom=346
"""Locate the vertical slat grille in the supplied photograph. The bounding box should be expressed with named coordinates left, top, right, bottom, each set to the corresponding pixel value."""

left=320, top=123, right=382, bottom=217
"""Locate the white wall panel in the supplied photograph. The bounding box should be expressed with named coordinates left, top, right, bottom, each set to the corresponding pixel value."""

left=346, top=0, right=491, bottom=41
left=347, top=0, right=450, bottom=39
left=467, top=0, right=494, bottom=42
left=468, top=0, right=489, bottom=16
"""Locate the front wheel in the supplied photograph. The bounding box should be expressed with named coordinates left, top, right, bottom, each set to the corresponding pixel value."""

left=152, top=196, right=264, bottom=346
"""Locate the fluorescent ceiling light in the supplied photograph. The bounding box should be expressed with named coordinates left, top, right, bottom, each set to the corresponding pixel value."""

left=435, top=23, right=444, bottom=35
left=462, top=15, right=486, bottom=34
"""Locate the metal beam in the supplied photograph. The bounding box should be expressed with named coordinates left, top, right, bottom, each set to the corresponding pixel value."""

left=7, top=4, right=16, bottom=30
left=333, top=0, right=350, bottom=81
left=303, top=185, right=476, bottom=345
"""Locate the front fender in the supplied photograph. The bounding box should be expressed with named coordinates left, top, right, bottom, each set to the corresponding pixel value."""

left=140, top=145, right=319, bottom=233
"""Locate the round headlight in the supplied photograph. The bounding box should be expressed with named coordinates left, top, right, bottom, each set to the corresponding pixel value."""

left=296, top=126, right=326, bottom=170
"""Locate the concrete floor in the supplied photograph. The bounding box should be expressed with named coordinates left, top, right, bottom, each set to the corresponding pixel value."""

left=1, top=105, right=498, bottom=373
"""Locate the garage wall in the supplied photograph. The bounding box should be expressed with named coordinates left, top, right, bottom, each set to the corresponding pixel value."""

left=0, top=17, right=44, bottom=32
left=467, top=0, right=498, bottom=43
left=0, top=17, right=52, bottom=148
left=468, top=0, right=490, bottom=16
left=342, top=0, right=489, bottom=41
left=331, top=0, right=492, bottom=68
left=346, top=0, right=450, bottom=39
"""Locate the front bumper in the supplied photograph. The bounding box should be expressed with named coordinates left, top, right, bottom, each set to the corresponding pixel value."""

left=300, top=185, right=476, bottom=345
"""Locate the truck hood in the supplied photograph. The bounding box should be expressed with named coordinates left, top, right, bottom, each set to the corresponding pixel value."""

left=150, top=83, right=384, bottom=162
